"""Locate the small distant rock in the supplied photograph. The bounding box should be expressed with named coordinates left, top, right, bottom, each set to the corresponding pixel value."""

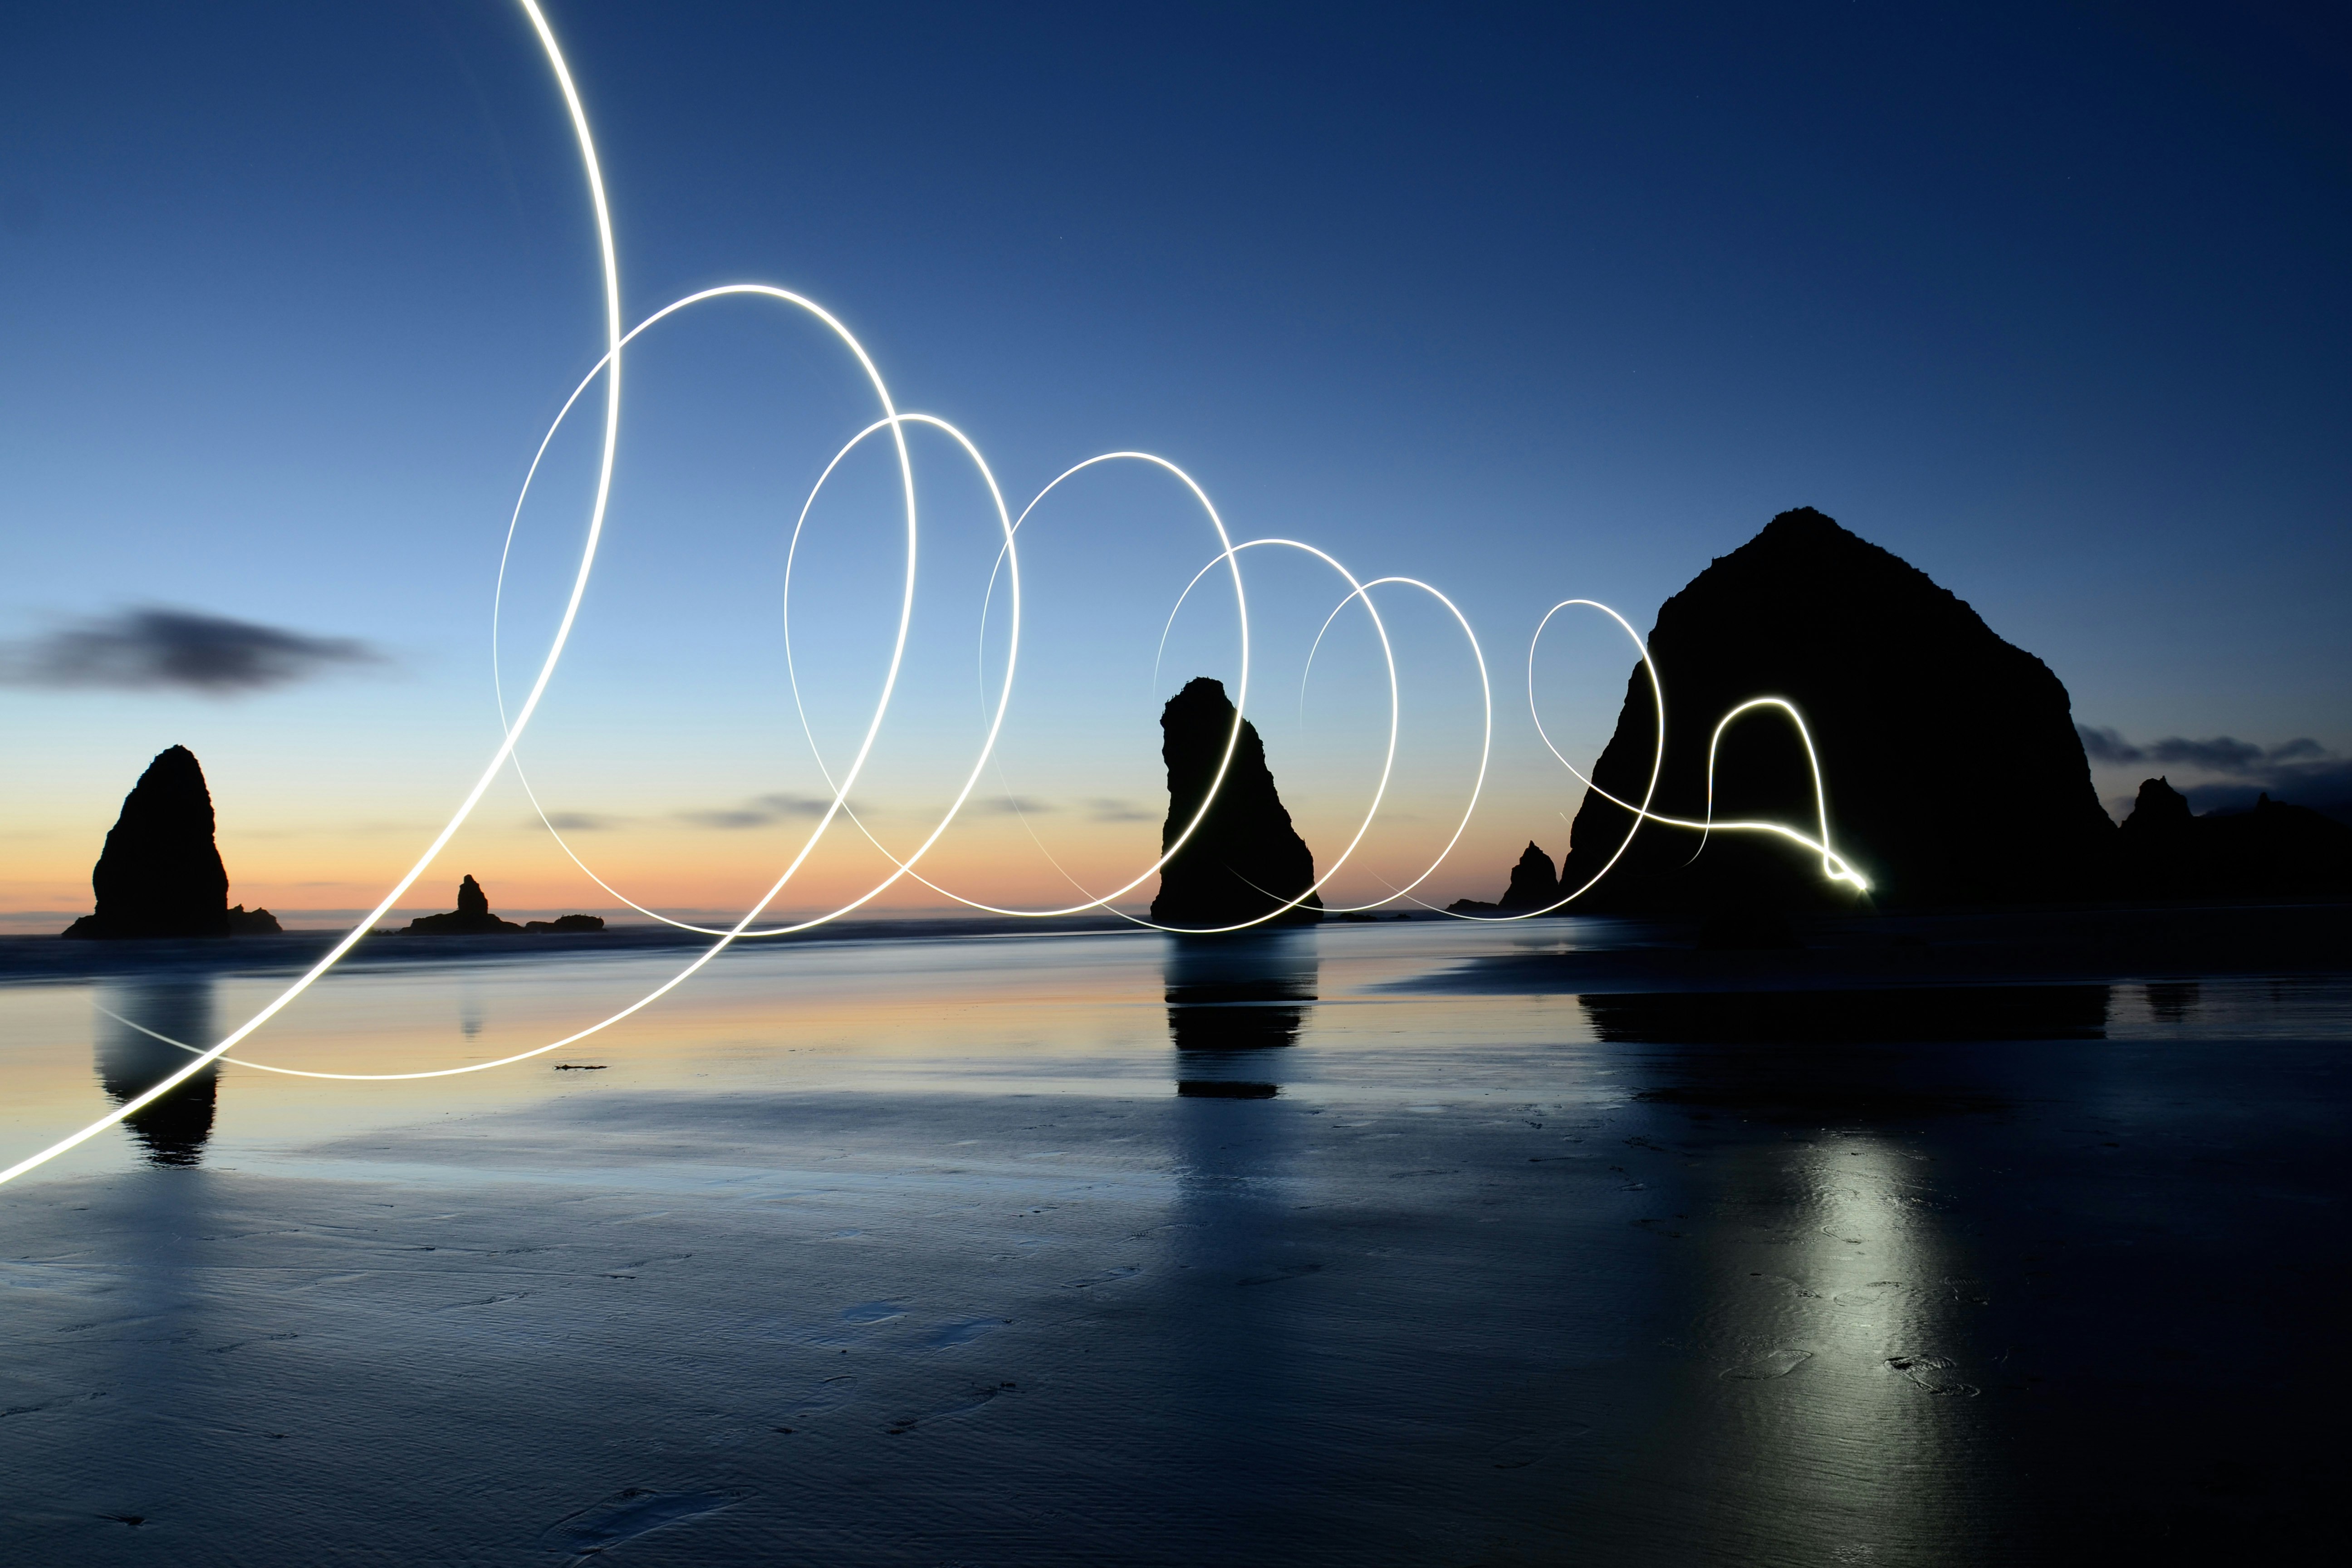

left=1450, top=841, right=1562, bottom=914
left=403, top=875, right=522, bottom=935
left=404, top=877, right=605, bottom=935
left=2118, top=777, right=2352, bottom=896
left=226, top=904, right=282, bottom=934
left=524, top=914, right=606, bottom=933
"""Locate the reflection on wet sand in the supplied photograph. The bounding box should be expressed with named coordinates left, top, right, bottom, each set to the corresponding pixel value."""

left=0, top=922, right=2340, bottom=1563
left=1165, top=931, right=1317, bottom=1097
left=1160, top=932, right=1323, bottom=1535
left=1568, top=1028, right=2029, bottom=1560
left=2144, top=980, right=2200, bottom=1024
left=1561, top=983, right=2141, bottom=1558
left=1581, top=984, right=2111, bottom=1044
left=94, top=978, right=219, bottom=1167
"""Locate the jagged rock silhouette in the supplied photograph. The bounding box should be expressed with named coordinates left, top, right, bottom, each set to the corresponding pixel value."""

left=1556, top=508, right=2115, bottom=911
left=402, top=875, right=605, bottom=935
left=524, top=914, right=607, bottom=933
left=1448, top=842, right=1561, bottom=914
left=1151, top=677, right=1323, bottom=929
left=404, top=874, right=524, bottom=935
left=2118, top=776, right=2352, bottom=897
left=61, top=745, right=233, bottom=939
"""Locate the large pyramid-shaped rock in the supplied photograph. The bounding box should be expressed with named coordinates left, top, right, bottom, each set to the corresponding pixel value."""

left=62, top=746, right=231, bottom=938
left=1151, top=677, right=1323, bottom=929
left=1556, top=509, right=2114, bottom=910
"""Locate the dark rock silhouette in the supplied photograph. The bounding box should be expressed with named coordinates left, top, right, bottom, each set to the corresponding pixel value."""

left=61, top=745, right=231, bottom=939
left=404, top=875, right=523, bottom=935
left=2117, top=776, right=2352, bottom=897
left=402, top=877, right=605, bottom=934
left=1448, top=841, right=1562, bottom=914
left=525, top=914, right=606, bottom=933
left=1556, top=508, right=2115, bottom=912
left=227, top=904, right=282, bottom=934
left=1151, top=677, right=1323, bottom=929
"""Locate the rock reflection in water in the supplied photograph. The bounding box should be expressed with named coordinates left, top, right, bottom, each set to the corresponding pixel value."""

left=2144, top=980, right=2201, bottom=1023
left=94, top=978, right=219, bottom=1166
left=1165, top=932, right=1316, bottom=1098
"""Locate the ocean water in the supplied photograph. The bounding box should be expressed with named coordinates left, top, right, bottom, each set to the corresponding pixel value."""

left=0, top=911, right=2345, bottom=1565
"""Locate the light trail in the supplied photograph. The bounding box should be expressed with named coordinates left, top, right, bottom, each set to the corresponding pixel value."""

left=1, top=0, right=1867, bottom=1182
left=0, top=0, right=625, bottom=1183
left=1524, top=602, right=1869, bottom=897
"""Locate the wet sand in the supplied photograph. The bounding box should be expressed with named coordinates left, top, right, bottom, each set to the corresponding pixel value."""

left=0, top=911, right=2344, bottom=1564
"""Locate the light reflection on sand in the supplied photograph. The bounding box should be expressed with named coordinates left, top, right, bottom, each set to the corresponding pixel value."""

left=0, top=916, right=2343, bottom=1562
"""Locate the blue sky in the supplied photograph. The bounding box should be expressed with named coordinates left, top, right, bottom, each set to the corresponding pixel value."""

left=2, top=1, right=2346, bottom=923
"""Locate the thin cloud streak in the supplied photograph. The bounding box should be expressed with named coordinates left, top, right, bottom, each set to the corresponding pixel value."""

left=675, top=793, right=859, bottom=830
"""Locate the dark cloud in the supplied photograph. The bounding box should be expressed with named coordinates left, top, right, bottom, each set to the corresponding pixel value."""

left=677, top=807, right=779, bottom=831
left=539, top=812, right=623, bottom=832
left=677, top=793, right=851, bottom=830
left=1087, top=798, right=1155, bottom=823
left=2076, top=725, right=2146, bottom=765
left=0, top=605, right=380, bottom=695
left=2082, top=724, right=2352, bottom=819
left=755, top=794, right=840, bottom=818
left=2151, top=736, right=2268, bottom=773
left=968, top=796, right=1054, bottom=816
left=2078, top=723, right=2332, bottom=777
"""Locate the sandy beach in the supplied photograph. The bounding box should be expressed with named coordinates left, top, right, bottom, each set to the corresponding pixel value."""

left=0, top=911, right=2343, bottom=1563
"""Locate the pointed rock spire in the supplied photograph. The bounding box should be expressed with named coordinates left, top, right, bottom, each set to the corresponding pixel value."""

left=1151, top=677, right=1323, bottom=929
left=61, top=745, right=231, bottom=938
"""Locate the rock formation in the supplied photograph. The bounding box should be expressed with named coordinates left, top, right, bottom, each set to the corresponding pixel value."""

left=1150, top=677, right=1323, bottom=929
left=1554, top=508, right=2116, bottom=912
left=2117, top=776, right=2352, bottom=897
left=524, top=913, right=607, bottom=933
left=61, top=745, right=233, bottom=938
left=227, top=904, right=283, bottom=934
left=404, top=875, right=523, bottom=935
left=1448, top=841, right=1562, bottom=914
left=402, top=877, right=606, bottom=934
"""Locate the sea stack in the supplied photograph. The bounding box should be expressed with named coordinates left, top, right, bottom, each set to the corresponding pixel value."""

left=1556, top=508, right=2115, bottom=911
left=404, top=875, right=523, bottom=935
left=401, top=876, right=606, bottom=934
left=1448, top=842, right=1563, bottom=914
left=2117, top=776, right=2352, bottom=897
left=62, top=746, right=233, bottom=939
left=1151, top=677, right=1323, bottom=929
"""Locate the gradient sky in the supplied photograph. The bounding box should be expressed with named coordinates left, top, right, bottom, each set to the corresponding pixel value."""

left=3, top=1, right=2347, bottom=929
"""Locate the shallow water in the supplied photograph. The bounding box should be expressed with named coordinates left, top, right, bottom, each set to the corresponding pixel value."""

left=1, top=912, right=2345, bottom=1564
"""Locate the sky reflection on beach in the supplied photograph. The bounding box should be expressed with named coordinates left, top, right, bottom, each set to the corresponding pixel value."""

left=0, top=916, right=2344, bottom=1562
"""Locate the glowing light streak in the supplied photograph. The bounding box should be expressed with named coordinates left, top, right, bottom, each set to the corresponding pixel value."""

left=0, top=1, right=1870, bottom=1182
left=1520, top=601, right=1868, bottom=903
left=0, top=0, right=627, bottom=1181
left=1298, top=576, right=1494, bottom=912
left=777, top=453, right=1260, bottom=926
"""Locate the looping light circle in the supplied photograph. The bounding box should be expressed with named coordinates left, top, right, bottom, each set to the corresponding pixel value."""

left=0, top=0, right=1861, bottom=1185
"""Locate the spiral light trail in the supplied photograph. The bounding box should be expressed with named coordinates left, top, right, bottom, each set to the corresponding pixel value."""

left=0, top=0, right=1863, bottom=1187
